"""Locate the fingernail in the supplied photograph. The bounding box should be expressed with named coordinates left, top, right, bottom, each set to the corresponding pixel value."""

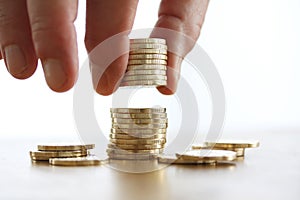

left=4, top=45, right=27, bottom=75
left=43, top=59, right=67, bottom=91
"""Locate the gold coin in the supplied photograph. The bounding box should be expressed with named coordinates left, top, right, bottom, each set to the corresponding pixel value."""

left=129, top=49, right=167, bottom=55
left=111, top=128, right=167, bottom=135
left=111, top=107, right=166, bottom=113
left=110, top=133, right=166, bottom=140
left=130, top=38, right=166, bottom=44
left=108, top=143, right=164, bottom=150
left=37, top=143, right=95, bottom=151
left=108, top=153, right=157, bottom=160
left=192, top=144, right=246, bottom=157
left=122, top=74, right=167, bottom=81
left=128, top=59, right=167, bottom=65
left=49, top=156, right=104, bottom=166
left=127, top=65, right=167, bottom=71
left=158, top=155, right=217, bottom=165
left=129, top=54, right=168, bottom=60
left=112, top=118, right=168, bottom=124
left=125, top=69, right=166, bottom=76
left=176, top=150, right=237, bottom=161
left=205, top=140, right=260, bottom=148
left=111, top=113, right=167, bottom=119
left=120, top=80, right=167, bottom=87
left=130, top=43, right=167, bottom=50
left=106, top=147, right=163, bottom=154
left=30, top=150, right=87, bottom=160
left=110, top=138, right=166, bottom=145
left=112, top=123, right=167, bottom=129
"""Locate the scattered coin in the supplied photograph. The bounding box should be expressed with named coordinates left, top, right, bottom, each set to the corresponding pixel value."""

left=37, top=143, right=95, bottom=151
left=204, top=140, right=260, bottom=148
left=176, top=149, right=237, bottom=161
left=30, top=150, right=87, bottom=161
left=49, top=156, right=104, bottom=166
left=158, top=154, right=217, bottom=165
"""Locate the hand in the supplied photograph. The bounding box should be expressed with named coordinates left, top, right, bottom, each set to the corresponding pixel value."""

left=0, top=0, right=209, bottom=94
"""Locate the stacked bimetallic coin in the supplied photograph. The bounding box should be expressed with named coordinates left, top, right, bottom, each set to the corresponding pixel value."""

left=107, top=108, right=168, bottom=160
left=120, top=38, right=168, bottom=87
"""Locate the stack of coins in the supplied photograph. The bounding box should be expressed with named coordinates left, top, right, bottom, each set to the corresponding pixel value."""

left=158, top=149, right=237, bottom=165
left=107, top=108, right=168, bottom=160
left=120, top=38, right=168, bottom=87
left=29, top=144, right=103, bottom=166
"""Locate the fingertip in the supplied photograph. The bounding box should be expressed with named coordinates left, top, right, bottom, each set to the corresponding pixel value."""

left=93, top=55, right=127, bottom=96
left=157, top=86, right=176, bottom=95
left=43, top=59, right=78, bottom=92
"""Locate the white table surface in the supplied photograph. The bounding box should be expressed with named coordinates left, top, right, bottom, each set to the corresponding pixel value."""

left=0, top=130, right=299, bottom=200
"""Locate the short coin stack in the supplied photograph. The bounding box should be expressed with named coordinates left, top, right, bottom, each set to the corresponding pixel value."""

left=120, top=38, right=168, bottom=87
left=107, top=108, right=168, bottom=160
left=29, top=144, right=103, bottom=166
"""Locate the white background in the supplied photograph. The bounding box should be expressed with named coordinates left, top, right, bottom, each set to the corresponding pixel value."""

left=0, top=0, right=299, bottom=139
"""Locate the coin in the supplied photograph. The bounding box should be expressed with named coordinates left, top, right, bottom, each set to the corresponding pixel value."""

left=125, top=69, right=166, bottom=76
left=204, top=140, right=260, bottom=148
left=127, top=65, right=167, bottom=71
left=110, top=133, right=166, bottom=140
left=111, top=128, right=167, bottom=135
left=120, top=80, right=167, bottom=87
left=107, top=147, right=163, bottom=154
left=192, top=144, right=247, bottom=157
left=30, top=150, right=87, bottom=161
left=110, top=138, right=166, bottom=145
left=108, top=153, right=157, bottom=160
left=49, top=156, right=104, bottom=166
left=122, top=74, right=167, bottom=81
left=111, top=113, right=167, bottom=119
left=130, top=38, right=166, bottom=44
left=129, top=54, right=168, bottom=60
left=176, top=150, right=237, bottom=161
left=111, top=123, right=167, bottom=129
left=158, top=155, right=217, bottom=165
left=130, top=43, right=167, bottom=50
left=112, top=118, right=167, bottom=124
left=128, top=59, right=167, bottom=65
left=108, top=143, right=164, bottom=150
left=111, top=107, right=166, bottom=113
left=129, top=49, right=167, bottom=55
left=37, top=143, right=95, bottom=151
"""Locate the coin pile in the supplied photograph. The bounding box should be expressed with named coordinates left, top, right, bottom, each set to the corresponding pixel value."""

left=29, top=144, right=103, bottom=166
left=120, top=38, right=168, bottom=87
left=107, top=108, right=168, bottom=160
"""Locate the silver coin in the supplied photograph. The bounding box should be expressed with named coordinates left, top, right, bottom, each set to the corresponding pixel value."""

left=125, top=69, right=166, bottom=76
left=130, top=38, right=166, bottom=44
left=128, top=59, right=167, bottom=65
left=129, top=54, right=168, bottom=60
left=122, top=75, right=167, bottom=81
left=120, top=80, right=167, bottom=87
left=127, top=65, right=167, bottom=71
left=130, top=43, right=167, bottom=50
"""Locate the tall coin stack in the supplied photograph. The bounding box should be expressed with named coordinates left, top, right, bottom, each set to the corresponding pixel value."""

left=120, top=38, right=168, bottom=87
left=107, top=108, right=168, bottom=160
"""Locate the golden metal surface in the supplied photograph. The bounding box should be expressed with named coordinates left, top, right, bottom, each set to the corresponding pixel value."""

left=130, top=38, right=166, bottom=44
left=129, top=54, right=168, bottom=60
left=176, top=150, right=237, bottom=161
left=111, top=113, right=167, bottom=119
left=49, top=156, right=103, bottom=166
left=127, top=65, right=167, bottom=71
left=129, top=49, right=167, bottom=55
left=37, top=144, right=95, bottom=151
left=128, top=59, right=167, bottom=65
left=130, top=43, right=167, bottom=50
left=109, top=138, right=166, bottom=145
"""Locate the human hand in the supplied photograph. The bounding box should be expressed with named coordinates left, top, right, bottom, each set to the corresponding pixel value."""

left=0, top=0, right=209, bottom=94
